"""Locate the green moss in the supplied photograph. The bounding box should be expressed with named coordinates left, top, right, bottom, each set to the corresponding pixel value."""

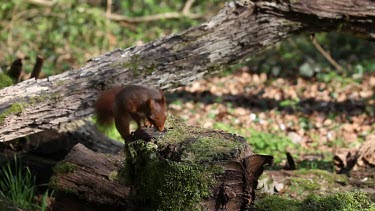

left=55, top=80, right=65, bottom=86
left=296, top=169, right=348, bottom=185
left=112, top=54, right=157, bottom=76
left=108, top=171, right=118, bottom=181
left=0, top=94, right=58, bottom=124
left=48, top=176, right=59, bottom=189
left=289, top=177, right=320, bottom=191
left=160, top=115, right=193, bottom=144
left=53, top=162, right=77, bottom=174
left=50, top=93, right=62, bottom=102
left=123, top=141, right=222, bottom=211
left=302, top=191, right=375, bottom=211
left=255, top=195, right=301, bottom=211
left=0, top=103, right=24, bottom=123
left=159, top=116, right=248, bottom=164
left=0, top=73, right=13, bottom=88
left=183, top=136, right=245, bottom=163
left=0, top=92, right=65, bottom=124
left=255, top=191, right=374, bottom=211
left=49, top=165, right=78, bottom=194
left=49, top=175, right=78, bottom=195
left=281, top=169, right=348, bottom=198
left=117, top=115, right=250, bottom=210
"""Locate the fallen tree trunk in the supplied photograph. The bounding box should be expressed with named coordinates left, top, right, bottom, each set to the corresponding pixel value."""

left=1, top=0, right=375, bottom=142
left=0, top=120, right=123, bottom=190
left=51, top=118, right=273, bottom=210
left=50, top=144, right=130, bottom=209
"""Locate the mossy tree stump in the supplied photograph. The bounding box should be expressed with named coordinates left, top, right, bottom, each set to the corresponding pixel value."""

left=51, top=117, right=273, bottom=210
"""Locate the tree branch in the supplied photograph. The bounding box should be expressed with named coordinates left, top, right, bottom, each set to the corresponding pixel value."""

left=182, top=0, right=196, bottom=15
left=106, top=12, right=205, bottom=23
left=25, top=0, right=55, bottom=7
left=310, top=34, right=344, bottom=72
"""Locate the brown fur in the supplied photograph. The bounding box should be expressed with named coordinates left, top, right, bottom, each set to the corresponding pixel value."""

left=95, top=85, right=167, bottom=140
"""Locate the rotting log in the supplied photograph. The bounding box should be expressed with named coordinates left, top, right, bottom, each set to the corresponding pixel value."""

left=50, top=143, right=129, bottom=210
left=51, top=117, right=273, bottom=210
left=1, top=0, right=375, bottom=142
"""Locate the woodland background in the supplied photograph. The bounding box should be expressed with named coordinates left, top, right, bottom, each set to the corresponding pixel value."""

left=0, top=0, right=374, bottom=210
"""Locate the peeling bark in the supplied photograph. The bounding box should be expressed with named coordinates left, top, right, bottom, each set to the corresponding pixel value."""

left=1, top=0, right=375, bottom=141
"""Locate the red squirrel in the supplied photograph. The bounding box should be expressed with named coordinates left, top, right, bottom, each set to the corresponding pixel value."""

left=95, top=85, right=167, bottom=140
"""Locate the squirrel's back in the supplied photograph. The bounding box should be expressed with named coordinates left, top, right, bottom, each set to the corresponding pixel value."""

left=115, top=85, right=164, bottom=113
left=94, top=86, right=123, bottom=125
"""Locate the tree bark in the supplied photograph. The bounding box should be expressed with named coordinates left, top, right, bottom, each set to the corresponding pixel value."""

left=1, top=0, right=375, bottom=142
left=50, top=143, right=130, bottom=209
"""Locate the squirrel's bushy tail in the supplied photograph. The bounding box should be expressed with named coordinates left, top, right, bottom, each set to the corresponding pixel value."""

left=94, top=86, right=123, bottom=126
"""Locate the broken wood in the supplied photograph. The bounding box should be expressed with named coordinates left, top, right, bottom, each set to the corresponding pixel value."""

left=7, top=58, right=22, bottom=83
left=334, top=138, right=375, bottom=173
left=1, top=0, right=375, bottom=142
left=283, top=152, right=296, bottom=170
left=51, top=118, right=273, bottom=210
left=30, top=56, right=44, bottom=80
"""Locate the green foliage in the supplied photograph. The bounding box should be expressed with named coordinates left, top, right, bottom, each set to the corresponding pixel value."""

left=0, top=0, right=222, bottom=75
left=0, top=73, right=13, bottom=88
left=213, top=122, right=297, bottom=163
left=0, top=156, right=53, bottom=210
left=249, top=130, right=297, bottom=162
left=0, top=157, right=35, bottom=209
left=39, top=189, right=54, bottom=211
left=255, top=191, right=375, bottom=211
left=92, top=116, right=123, bottom=142
left=248, top=33, right=375, bottom=79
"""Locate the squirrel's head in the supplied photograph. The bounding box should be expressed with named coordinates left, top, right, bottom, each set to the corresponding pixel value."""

left=147, top=92, right=167, bottom=132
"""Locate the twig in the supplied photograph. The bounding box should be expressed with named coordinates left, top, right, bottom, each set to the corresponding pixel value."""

left=24, top=0, right=205, bottom=23
left=25, top=0, right=55, bottom=7
left=106, top=0, right=112, bottom=18
left=106, top=0, right=112, bottom=48
left=182, top=0, right=196, bottom=15
left=107, top=12, right=205, bottom=23
left=310, top=34, right=344, bottom=72
left=30, top=55, right=44, bottom=79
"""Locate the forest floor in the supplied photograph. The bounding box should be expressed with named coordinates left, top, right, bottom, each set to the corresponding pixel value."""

left=166, top=67, right=375, bottom=204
